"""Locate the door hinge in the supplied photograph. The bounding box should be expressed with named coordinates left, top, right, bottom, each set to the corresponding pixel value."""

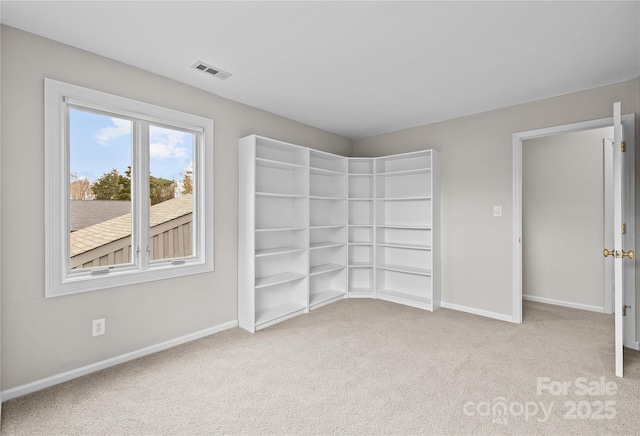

left=621, top=141, right=626, bottom=153
left=622, top=223, right=626, bottom=235
left=623, top=305, right=631, bottom=316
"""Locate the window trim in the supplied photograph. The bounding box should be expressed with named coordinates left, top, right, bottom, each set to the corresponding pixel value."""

left=45, top=78, right=214, bottom=297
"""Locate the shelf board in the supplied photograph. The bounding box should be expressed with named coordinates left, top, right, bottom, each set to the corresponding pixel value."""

left=377, top=224, right=432, bottom=230
left=376, top=242, right=431, bottom=251
left=309, top=263, right=345, bottom=276
left=309, top=242, right=345, bottom=250
left=255, top=301, right=306, bottom=326
left=255, top=157, right=307, bottom=171
left=348, top=224, right=374, bottom=228
left=348, top=242, right=374, bottom=246
left=349, top=262, right=373, bottom=268
left=255, top=246, right=306, bottom=257
left=310, top=224, right=346, bottom=229
left=376, top=196, right=431, bottom=201
left=377, top=289, right=431, bottom=305
left=255, top=271, right=306, bottom=289
left=310, top=167, right=345, bottom=176
left=255, top=226, right=306, bottom=232
left=348, top=197, right=374, bottom=201
left=377, top=168, right=431, bottom=176
left=309, top=195, right=345, bottom=201
left=348, top=173, right=373, bottom=177
left=310, top=289, right=345, bottom=307
left=348, top=289, right=375, bottom=298
left=256, top=192, right=306, bottom=199
left=377, top=263, right=432, bottom=276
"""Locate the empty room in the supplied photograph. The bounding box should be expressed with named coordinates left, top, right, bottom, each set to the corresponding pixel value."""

left=1, top=1, right=639, bottom=434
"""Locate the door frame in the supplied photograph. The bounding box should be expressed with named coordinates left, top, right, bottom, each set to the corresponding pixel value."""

left=512, top=115, right=636, bottom=349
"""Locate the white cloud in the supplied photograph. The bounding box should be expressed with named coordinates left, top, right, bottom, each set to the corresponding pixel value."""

left=149, top=127, right=190, bottom=160
left=94, top=118, right=131, bottom=145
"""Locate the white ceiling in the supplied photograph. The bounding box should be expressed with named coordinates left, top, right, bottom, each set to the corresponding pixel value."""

left=2, top=1, right=639, bottom=139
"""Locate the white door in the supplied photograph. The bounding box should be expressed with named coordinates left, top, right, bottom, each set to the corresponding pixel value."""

left=607, top=102, right=635, bottom=377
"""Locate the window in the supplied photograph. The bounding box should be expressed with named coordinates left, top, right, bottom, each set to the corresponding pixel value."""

left=45, top=79, right=214, bottom=297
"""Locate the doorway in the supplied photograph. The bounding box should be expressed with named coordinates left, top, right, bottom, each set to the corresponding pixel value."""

left=522, top=127, right=613, bottom=313
left=512, top=114, right=637, bottom=350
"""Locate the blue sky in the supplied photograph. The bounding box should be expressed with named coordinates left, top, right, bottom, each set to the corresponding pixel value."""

left=69, top=109, right=193, bottom=183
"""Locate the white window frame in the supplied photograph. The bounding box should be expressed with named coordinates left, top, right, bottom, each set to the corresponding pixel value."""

left=44, top=78, right=214, bottom=297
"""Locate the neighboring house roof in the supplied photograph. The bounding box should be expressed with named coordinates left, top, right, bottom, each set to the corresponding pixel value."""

left=70, top=194, right=193, bottom=257
left=70, top=200, right=132, bottom=232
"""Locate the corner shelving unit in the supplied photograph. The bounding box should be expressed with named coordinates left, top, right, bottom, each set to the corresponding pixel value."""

left=239, top=134, right=440, bottom=332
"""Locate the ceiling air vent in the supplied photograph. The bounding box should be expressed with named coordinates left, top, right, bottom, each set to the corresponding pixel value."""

left=192, top=61, right=232, bottom=80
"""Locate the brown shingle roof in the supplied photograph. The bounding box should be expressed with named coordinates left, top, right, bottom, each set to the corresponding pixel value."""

left=70, top=200, right=132, bottom=231
left=70, top=194, right=193, bottom=257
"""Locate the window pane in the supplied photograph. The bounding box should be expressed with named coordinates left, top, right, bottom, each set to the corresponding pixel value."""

left=148, top=125, right=195, bottom=261
left=69, top=108, right=133, bottom=270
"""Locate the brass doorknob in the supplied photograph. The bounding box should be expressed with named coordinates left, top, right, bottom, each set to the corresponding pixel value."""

left=622, top=250, right=635, bottom=260
left=603, top=248, right=615, bottom=258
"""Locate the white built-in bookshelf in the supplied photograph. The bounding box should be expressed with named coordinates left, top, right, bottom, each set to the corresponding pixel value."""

left=239, top=135, right=440, bottom=332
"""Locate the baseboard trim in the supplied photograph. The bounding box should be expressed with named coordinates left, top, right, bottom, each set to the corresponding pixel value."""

left=1, top=320, right=238, bottom=402
left=523, top=294, right=605, bottom=313
left=440, top=301, right=515, bottom=323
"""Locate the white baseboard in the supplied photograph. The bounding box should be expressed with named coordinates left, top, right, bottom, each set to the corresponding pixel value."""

left=440, top=301, right=515, bottom=323
left=523, top=294, right=605, bottom=313
left=1, top=320, right=238, bottom=402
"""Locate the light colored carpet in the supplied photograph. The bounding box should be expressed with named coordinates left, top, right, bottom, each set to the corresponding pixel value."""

left=1, top=299, right=639, bottom=435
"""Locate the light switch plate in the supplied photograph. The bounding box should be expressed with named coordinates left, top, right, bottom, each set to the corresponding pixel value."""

left=493, top=205, right=502, bottom=217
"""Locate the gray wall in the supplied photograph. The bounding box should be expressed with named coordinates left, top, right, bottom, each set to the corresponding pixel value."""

left=353, top=79, right=640, bottom=326
left=522, top=127, right=612, bottom=310
left=0, top=26, right=352, bottom=390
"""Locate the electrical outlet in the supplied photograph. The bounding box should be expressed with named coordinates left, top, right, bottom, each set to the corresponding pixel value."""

left=493, top=205, right=502, bottom=217
left=92, top=318, right=106, bottom=337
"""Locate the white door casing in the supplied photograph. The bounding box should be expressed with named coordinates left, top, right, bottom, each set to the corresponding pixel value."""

left=513, top=110, right=636, bottom=376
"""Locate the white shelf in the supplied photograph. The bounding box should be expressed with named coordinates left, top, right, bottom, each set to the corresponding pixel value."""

left=377, top=168, right=431, bottom=176
left=310, top=289, right=345, bottom=307
left=348, top=287, right=373, bottom=293
left=255, top=157, right=307, bottom=171
left=348, top=197, right=374, bottom=201
left=310, top=195, right=345, bottom=201
left=376, top=263, right=432, bottom=276
left=256, top=192, right=306, bottom=199
left=349, top=242, right=373, bottom=246
left=256, top=226, right=307, bottom=232
left=255, top=302, right=306, bottom=326
left=348, top=289, right=375, bottom=298
left=377, top=224, right=432, bottom=230
left=310, top=224, right=345, bottom=229
left=348, top=224, right=373, bottom=228
left=310, top=167, right=344, bottom=176
left=309, top=242, right=345, bottom=250
left=376, top=196, right=431, bottom=201
left=377, top=289, right=431, bottom=306
left=349, top=173, right=373, bottom=177
left=349, top=262, right=373, bottom=268
left=255, top=246, right=306, bottom=257
left=309, top=263, right=345, bottom=276
left=376, top=242, right=431, bottom=251
left=255, top=271, right=306, bottom=289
